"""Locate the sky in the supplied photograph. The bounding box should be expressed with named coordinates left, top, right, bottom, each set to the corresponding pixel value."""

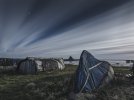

left=0, top=0, right=134, bottom=60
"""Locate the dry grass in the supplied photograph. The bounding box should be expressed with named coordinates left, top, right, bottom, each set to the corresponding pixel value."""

left=0, top=65, right=77, bottom=100
left=0, top=65, right=134, bottom=100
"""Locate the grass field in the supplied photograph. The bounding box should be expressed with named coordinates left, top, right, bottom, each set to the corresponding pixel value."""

left=0, top=65, right=134, bottom=100
left=0, top=65, right=77, bottom=100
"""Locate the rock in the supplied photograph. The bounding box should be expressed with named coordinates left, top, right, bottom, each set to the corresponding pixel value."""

left=68, top=92, right=96, bottom=100
left=76, top=93, right=96, bottom=100
left=25, top=82, right=36, bottom=89
left=33, top=88, right=40, bottom=93
left=113, top=95, right=118, bottom=100
left=68, top=92, right=76, bottom=100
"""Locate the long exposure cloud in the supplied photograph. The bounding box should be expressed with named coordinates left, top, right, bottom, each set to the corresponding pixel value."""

left=0, top=0, right=134, bottom=60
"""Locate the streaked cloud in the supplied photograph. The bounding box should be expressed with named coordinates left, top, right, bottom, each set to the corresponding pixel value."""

left=0, top=0, right=134, bottom=60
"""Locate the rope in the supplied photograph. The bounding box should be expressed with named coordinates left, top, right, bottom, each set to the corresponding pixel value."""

left=79, top=62, right=102, bottom=93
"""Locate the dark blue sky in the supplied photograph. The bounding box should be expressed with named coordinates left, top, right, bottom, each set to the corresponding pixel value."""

left=0, top=0, right=134, bottom=59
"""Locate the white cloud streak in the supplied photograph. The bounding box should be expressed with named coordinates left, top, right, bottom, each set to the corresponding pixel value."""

left=0, top=1, right=134, bottom=60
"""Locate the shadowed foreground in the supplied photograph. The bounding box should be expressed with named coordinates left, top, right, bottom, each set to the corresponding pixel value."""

left=0, top=65, right=134, bottom=100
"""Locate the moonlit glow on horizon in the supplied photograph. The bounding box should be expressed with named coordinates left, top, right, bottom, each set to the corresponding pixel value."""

left=0, top=0, right=134, bottom=60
